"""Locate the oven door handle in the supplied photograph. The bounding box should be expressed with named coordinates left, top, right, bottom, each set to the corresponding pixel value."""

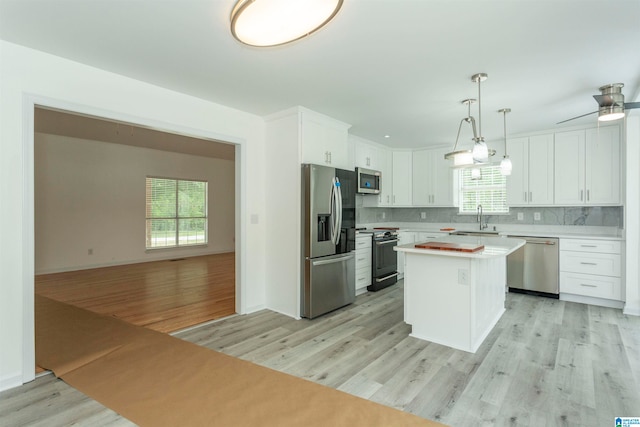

left=376, top=272, right=399, bottom=282
left=376, top=239, right=398, bottom=246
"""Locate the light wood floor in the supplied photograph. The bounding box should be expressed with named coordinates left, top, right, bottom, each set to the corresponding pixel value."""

left=3, top=281, right=639, bottom=427
left=35, top=253, right=236, bottom=333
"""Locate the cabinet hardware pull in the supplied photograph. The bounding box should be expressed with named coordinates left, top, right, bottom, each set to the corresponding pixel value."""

left=580, top=283, right=597, bottom=288
left=580, top=190, right=584, bottom=201
left=580, top=245, right=597, bottom=248
left=587, top=189, right=590, bottom=201
left=580, top=262, right=598, bottom=265
left=524, top=191, right=527, bottom=202
left=529, top=191, right=532, bottom=201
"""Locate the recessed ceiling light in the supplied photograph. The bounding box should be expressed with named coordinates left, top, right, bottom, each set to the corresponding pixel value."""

left=384, top=135, right=390, bottom=138
left=230, top=0, right=343, bottom=47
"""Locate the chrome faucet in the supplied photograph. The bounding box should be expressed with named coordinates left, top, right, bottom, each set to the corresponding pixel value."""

left=477, top=204, right=488, bottom=230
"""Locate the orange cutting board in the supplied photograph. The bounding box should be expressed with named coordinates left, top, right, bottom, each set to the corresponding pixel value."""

left=415, top=241, right=485, bottom=252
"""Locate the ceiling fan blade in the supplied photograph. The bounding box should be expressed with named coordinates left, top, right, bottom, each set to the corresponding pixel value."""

left=624, top=101, right=640, bottom=109
left=556, top=110, right=598, bottom=124
left=594, top=94, right=624, bottom=107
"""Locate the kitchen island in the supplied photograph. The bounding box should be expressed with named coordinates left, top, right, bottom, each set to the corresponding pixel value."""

left=395, top=235, right=525, bottom=353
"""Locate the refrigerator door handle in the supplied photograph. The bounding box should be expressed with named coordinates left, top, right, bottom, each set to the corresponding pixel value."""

left=312, top=253, right=354, bottom=266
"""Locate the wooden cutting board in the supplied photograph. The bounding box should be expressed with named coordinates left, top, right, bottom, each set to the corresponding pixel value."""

left=415, top=241, right=485, bottom=252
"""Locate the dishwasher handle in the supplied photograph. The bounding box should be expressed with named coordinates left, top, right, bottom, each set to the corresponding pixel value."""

left=525, top=240, right=557, bottom=245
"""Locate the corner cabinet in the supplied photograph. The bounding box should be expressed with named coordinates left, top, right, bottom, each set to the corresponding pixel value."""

left=299, top=108, right=351, bottom=170
left=506, top=134, right=554, bottom=206
left=554, top=126, right=621, bottom=206
left=412, top=147, right=455, bottom=207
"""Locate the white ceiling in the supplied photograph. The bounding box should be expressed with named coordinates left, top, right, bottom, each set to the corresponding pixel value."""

left=2, top=0, right=639, bottom=150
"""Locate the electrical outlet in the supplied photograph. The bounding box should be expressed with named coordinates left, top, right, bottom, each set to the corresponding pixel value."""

left=458, top=269, right=469, bottom=285
left=534, top=212, right=541, bottom=221
left=381, top=211, right=386, bottom=219
left=88, top=248, right=93, bottom=255
left=420, top=212, right=426, bottom=219
left=517, top=212, right=524, bottom=221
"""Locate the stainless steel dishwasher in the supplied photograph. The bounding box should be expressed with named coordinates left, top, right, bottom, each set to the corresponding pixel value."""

left=506, top=236, right=559, bottom=298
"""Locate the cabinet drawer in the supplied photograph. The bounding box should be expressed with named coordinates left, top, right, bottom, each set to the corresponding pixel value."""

left=560, top=251, right=621, bottom=276
left=560, top=239, right=621, bottom=254
left=355, top=267, right=371, bottom=289
left=560, top=271, right=622, bottom=300
left=355, top=253, right=371, bottom=269
left=356, top=236, right=372, bottom=249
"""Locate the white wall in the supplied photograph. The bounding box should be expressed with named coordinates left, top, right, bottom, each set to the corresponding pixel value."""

left=624, top=113, right=640, bottom=315
left=0, top=41, right=267, bottom=392
left=34, top=133, right=235, bottom=273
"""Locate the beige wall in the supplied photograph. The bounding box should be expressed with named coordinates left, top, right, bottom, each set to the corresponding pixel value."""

left=34, top=133, right=235, bottom=273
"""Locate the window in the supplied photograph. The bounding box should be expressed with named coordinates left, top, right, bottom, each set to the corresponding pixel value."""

left=145, top=177, right=208, bottom=249
left=458, top=166, right=508, bottom=214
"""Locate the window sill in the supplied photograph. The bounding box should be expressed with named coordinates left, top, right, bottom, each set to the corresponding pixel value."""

left=145, top=244, right=209, bottom=253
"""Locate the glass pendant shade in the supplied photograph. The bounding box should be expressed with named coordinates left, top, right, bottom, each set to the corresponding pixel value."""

left=471, top=168, right=482, bottom=180
left=453, top=151, right=474, bottom=166
left=500, top=156, right=513, bottom=176
left=230, top=0, right=343, bottom=47
left=472, top=141, right=489, bottom=162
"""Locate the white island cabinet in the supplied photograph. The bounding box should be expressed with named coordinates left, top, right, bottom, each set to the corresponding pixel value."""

left=395, top=236, right=525, bottom=353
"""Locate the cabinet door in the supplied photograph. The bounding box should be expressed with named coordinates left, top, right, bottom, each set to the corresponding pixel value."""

left=586, top=126, right=621, bottom=205
left=392, top=151, right=412, bottom=205
left=528, top=134, right=554, bottom=205
left=412, top=149, right=431, bottom=205
left=506, top=137, right=529, bottom=206
left=431, top=147, right=454, bottom=206
left=378, top=148, right=393, bottom=206
left=301, top=113, right=349, bottom=169
left=554, top=130, right=585, bottom=205
left=353, top=138, right=378, bottom=169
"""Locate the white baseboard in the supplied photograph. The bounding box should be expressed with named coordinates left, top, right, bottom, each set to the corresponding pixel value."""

left=559, top=293, right=625, bottom=310
left=623, top=304, right=640, bottom=316
left=0, top=373, right=24, bottom=393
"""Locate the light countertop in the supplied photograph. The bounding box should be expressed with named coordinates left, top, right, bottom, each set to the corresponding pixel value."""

left=394, top=235, right=526, bottom=259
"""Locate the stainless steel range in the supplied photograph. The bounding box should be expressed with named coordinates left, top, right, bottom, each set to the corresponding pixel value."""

left=368, top=229, right=399, bottom=291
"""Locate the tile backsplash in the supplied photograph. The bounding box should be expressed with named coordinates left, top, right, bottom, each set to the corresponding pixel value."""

left=356, top=203, right=623, bottom=228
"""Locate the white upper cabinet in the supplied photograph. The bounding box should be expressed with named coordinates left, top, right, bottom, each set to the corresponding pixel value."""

left=412, top=147, right=454, bottom=207
left=585, top=126, right=621, bottom=205
left=300, top=109, right=351, bottom=170
left=392, top=151, right=412, bottom=206
left=506, top=134, right=554, bottom=206
left=554, top=125, right=621, bottom=206
left=351, top=135, right=379, bottom=169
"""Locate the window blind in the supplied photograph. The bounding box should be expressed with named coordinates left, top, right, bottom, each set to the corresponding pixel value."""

left=145, top=177, right=208, bottom=249
left=458, top=166, right=508, bottom=214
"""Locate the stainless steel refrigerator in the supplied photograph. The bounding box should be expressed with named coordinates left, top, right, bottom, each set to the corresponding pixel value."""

left=301, top=164, right=356, bottom=319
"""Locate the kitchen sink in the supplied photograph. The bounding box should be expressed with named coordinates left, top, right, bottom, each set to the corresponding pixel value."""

left=452, top=230, right=501, bottom=237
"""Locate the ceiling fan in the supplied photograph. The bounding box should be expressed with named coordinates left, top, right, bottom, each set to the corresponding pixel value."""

left=557, top=83, right=640, bottom=124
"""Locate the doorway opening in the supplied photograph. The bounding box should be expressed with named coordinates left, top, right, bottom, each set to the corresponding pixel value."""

left=33, top=106, right=239, bottom=371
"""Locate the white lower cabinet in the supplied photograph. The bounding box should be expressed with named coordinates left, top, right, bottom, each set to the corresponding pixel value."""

left=559, top=238, right=623, bottom=306
left=397, top=231, right=416, bottom=279
left=355, top=234, right=372, bottom=295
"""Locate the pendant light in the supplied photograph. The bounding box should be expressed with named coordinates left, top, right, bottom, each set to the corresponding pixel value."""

left=471, top=168, right=482, bottom=180
left=230, top=0, right=343, bottom=47
left=498, top=108, right=512, bottom=176
left=444, top=73, right=495, bottom=167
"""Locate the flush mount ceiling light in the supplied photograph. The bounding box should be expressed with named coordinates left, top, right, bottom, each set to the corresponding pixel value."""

left=444, top=73, right=496, bottom=168
left=498, top=108, right=512, bottom=176
left=230, top=0, right=343, bottom=47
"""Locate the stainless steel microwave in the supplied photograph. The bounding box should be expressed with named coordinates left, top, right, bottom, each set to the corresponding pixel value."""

left=356, top=167, right=381, bottom=194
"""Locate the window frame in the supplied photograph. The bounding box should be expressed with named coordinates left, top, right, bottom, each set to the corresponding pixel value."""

left=457, top=165, right=509, bottom=215
left=145, top=176, right=208, bottom=249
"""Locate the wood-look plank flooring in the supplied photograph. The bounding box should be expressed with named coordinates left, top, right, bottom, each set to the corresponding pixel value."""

left=3, top=281, right=639, bottom=427
left=35, top=253, right=236, bottom=334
